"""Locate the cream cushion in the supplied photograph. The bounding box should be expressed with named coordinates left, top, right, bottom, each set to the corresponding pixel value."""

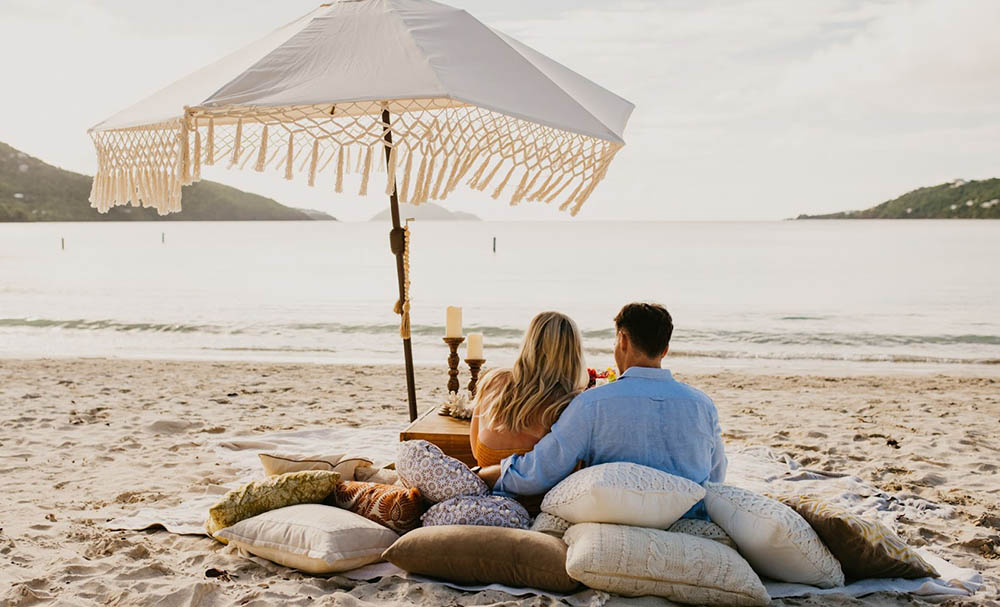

left=564, top=523, right=770, bottom=606
left=540, top=462, right=705, bottom=528
left=704, top=483, right=845, bottom=588
left=215, top=504, right=398, bottom=574
left=258, top=452, right=373, bottom=480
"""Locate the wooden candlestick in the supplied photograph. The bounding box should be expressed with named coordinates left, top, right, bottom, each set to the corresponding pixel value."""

left=443, top=336, right=465, bottom=393
left=465, top=359, right=485, bottom=397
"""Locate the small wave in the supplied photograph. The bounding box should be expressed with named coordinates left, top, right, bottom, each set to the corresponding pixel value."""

left=659, top=349, right=1000, bottom=366
left=0, top=318, right=220, bottom=334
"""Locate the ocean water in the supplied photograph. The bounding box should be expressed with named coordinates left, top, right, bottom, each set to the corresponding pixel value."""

left=0, top=220, right=998, bottom=374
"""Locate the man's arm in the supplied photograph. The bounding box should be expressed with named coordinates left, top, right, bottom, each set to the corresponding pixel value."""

left=494, top=396, right=592, bottom=496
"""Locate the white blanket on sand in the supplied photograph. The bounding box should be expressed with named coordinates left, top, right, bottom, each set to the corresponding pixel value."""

left=107, top=425, right=982, bottom=603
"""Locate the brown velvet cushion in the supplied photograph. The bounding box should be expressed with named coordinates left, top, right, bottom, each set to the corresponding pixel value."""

left=382, top=525, right=580, bottom=593
left=328, top=481, right=423, bottom=534
left=780, top=495, right=939, bottom=580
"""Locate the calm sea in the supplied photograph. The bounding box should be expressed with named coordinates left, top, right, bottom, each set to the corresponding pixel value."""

left=1, top=220, right=998, bottom=374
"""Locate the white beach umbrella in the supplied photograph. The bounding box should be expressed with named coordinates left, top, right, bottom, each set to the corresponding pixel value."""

left=88, top=0, right=634, bottom=420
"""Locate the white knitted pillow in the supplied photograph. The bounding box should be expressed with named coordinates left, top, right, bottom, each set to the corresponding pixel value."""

left=704, top=483, right=845, bottom=588
left=396, top=440, right=487, bottom=504
left=540, top=462, right=705, bottom=528
left=668, top=518, right=737, bottom=550
left=422, top=495, right=531, bottom=529
left=530, top=513, right=571, bottom=538
left=564, top=523, right=770, bottom=606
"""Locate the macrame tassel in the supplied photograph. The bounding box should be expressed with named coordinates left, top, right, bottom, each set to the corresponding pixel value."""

left=520, top=171, right=543, bottom=203
left=359, top=146, right=373, bottom=196
left=384, top=145, right=398, bottom=196
left=206, top=119, right=215, bottom=165
left=409, top=155, right=427, bottom=204
left=193, top=129, right=202, bottom=181
left=255, top=125, right=269, bottom=172
left=230, top=119, right=243, bottom=168
left=510, top=170, right=532, bottom=205
left=308, top=139, right=319, bottom=187
left=180, top=120, right=192, bottom=185
left=559, top=180, right=585, bottom=211
left=399, top=150, right=413, bottom=202
left=431, top=156, right=448, bottom=199
left=468, top=156, right=491, bottom=189
left=492, top=167, right=517, bottom=199
left=355, top=146, right=364, bottom=173
left=284, top=133, right=294, bottom=180
left=479, top=160, right=505, bottom=192
left=420, top=156, right=436, bottom=203
left=335, top=146, right=344, bottom=193
left=545, top=175, right=571, bottom=203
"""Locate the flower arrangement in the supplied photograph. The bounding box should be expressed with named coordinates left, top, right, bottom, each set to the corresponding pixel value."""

left=587, top=367, right=618, bottom=389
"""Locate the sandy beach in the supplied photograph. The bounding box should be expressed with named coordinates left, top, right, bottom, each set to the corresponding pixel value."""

left=1, top=358, right=997, bottom=606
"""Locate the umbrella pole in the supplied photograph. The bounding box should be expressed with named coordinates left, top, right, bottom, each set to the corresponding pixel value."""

left=382, top=109, right=419, bottom=422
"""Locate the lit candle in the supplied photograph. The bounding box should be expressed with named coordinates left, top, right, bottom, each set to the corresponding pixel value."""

left=467, top=333, right=484, bottom=360
left=445, top=306, right=463, bottom=338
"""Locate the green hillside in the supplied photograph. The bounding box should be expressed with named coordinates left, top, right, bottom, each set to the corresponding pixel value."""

left=0, top=141, right=329, bottom=222
left=799, top=178, right=1000, bottom=219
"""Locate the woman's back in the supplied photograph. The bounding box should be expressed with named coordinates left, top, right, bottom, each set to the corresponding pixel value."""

left=467, top=311, right=587, bottom=468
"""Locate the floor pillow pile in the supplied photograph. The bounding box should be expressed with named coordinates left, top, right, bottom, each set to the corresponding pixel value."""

left=216, top=504, right=398, bottom=574
left=422, top=495, right=531, bottom=529
left=328, top=481, right=423, bottom=533
left=667, top=518, right=737, bottom=550
left=540, top=462, right=705, bottom=528
left=704, top=483, right=845, bottom=588
left=564, top=523, right=770, bottom=606
left=779, top=494, right=939, bottom=580
left=258, top=452, right=373, bottom=480
left=383, top=525, right=580, bottom=593
left=531, top=512, right=571, bottom=538
left=396, top=440, right=488, bottom=503
left=205, top=470, right=341, bottom=541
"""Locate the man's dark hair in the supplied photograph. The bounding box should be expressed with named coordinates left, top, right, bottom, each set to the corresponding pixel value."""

left=614, top=303, right=673, bottom=358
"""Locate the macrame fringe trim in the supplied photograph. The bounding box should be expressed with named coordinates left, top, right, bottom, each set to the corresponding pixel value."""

left=88, top=102, right=623, bottom=218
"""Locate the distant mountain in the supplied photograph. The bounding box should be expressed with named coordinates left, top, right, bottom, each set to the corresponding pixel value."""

left=798, top=178, right=1000, bottom=219
left=293, top=207, right=338, bottom=221
left=0, top=141, right=323, bottom=222
left=369, top=202, right=479, bottom=222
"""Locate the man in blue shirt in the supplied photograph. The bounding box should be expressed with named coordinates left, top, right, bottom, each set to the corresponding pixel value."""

left=478, top=302, right=727, bottom=519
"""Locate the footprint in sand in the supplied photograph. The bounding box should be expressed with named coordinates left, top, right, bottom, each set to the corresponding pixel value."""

left=147, top=420, right=198, bottom=434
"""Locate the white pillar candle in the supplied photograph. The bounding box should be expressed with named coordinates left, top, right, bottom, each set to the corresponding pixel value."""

left=445, top=306, right=463, bottom=338
left=467, top=332, right=484, bottom=359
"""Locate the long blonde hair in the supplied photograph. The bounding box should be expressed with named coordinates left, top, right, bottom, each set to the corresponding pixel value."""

left=477, top=311, right=587, bottom=433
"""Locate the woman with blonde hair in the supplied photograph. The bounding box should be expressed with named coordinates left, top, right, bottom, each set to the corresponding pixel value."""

left=469, top=311, right=588, bottom=469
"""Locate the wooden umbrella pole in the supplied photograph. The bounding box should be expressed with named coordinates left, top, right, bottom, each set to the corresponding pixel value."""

left=382, top=109, right=419, bottom=422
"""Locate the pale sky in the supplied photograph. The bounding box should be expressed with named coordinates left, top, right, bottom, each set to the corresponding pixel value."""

left=2, top=0, right=998, bottom=221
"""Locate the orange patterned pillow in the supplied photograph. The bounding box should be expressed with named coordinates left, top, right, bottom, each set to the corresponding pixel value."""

left=328, top=481, right=423, bottom=533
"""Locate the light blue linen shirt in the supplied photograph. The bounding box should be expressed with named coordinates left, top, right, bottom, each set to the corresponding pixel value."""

left=495, top=366, right=727, bottom=519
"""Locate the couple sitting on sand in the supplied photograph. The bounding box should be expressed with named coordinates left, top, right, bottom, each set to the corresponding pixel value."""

left=470, top=303, right=727, bottom=518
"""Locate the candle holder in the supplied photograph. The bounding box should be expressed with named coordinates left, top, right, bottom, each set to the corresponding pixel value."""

left=443, top=336, right=465, bottom=393
left=465, top=358, right=485, bottom=397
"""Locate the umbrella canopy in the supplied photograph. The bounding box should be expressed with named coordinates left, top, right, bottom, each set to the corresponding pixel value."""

left=87, top=0, right=634, bottom=419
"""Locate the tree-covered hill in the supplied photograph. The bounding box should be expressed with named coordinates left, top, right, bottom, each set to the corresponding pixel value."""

left=0, top=141, right=332, bottom=222
left=798, top=178, right=1000, bottom=219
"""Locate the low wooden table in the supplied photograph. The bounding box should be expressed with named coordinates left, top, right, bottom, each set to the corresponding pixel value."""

left=400, top=406, right=475, bottom=468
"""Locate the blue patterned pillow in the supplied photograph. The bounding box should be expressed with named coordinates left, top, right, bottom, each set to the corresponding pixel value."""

left=396, top=440, right=487, bottom=503
left=422, top=495, right=531, bottom=529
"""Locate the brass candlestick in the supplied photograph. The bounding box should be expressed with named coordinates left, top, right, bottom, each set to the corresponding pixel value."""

left=443, top=336, right=465, bottom=393
left=466, top=359, right=485, bottom=397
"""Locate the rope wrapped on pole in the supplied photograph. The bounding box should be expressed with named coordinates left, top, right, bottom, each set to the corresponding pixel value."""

left=393, top=225, right=411, bottom=340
